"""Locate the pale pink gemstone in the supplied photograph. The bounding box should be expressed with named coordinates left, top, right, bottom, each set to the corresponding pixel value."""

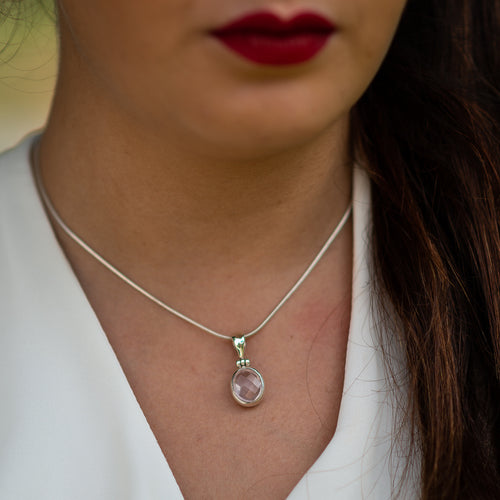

left=232, top=367, right=264, bottom=404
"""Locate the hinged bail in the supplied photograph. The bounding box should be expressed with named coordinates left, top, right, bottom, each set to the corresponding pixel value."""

left=232, top=336, right=246, bottom=359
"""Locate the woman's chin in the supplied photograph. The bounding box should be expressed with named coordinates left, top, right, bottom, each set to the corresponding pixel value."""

left=173, top=109, right=349, bottom=162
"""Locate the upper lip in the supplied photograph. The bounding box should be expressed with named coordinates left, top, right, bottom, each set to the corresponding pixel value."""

left=211, top=10, right=336, bottom=35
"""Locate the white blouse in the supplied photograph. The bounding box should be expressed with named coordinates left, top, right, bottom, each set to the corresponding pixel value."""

left=0, top=135, right=418, bottom=499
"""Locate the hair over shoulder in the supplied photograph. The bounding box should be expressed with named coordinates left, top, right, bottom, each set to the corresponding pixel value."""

left=352, top=0, right=500, bottom=498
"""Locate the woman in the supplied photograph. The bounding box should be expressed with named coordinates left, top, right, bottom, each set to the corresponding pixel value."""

left=0, top=0, right=498, bottom=498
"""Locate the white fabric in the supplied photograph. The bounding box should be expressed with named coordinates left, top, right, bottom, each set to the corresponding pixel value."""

left=0, top=135, right=418, bottom=499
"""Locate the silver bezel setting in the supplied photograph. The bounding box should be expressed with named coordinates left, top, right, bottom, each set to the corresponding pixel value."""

left=230, top=367, right=265, bottom=407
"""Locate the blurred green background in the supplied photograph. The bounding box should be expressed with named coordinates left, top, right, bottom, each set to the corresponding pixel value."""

left=0, top=1, right=57, bottom=152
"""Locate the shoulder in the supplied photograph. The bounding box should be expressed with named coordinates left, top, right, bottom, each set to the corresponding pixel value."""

left=0, top=132, right=40, bottom=206
left=0, top=132, right=42, bottom=230
left=0, top=132, right=37, bottom=172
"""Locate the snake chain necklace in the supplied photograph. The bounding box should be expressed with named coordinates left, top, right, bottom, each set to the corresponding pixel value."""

left=33, top=151, right=352, bottom=407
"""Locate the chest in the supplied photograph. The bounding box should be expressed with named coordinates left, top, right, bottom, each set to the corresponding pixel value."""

left=106, top=299, right=351, bottom=499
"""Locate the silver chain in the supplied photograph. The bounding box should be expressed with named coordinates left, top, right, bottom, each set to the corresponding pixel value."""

left=33, top=150, right=352, bottom=341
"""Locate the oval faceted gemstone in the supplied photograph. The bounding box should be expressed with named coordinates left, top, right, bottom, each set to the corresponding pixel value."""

left=231, top=367, right=264, bottom=407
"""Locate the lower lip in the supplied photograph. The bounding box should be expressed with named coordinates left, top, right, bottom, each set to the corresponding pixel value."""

left=212, top=32, right=333, bottom=65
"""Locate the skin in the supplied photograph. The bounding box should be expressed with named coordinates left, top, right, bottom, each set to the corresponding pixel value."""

left=38, top=0, right=407, bottom=498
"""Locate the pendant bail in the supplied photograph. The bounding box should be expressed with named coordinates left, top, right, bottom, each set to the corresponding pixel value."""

left=232, top=336, right=246, bottom=359
left=232, top=336, right=250, bottom=368
left=230, top=335, right=264, bottom=407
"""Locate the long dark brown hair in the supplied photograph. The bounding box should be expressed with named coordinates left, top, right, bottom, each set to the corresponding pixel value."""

left=2, top=0, right=499, bottom=498
left=352, top=0, right=500, bottom=498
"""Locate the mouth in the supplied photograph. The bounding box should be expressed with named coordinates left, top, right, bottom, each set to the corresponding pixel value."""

left=210, top=11, right=337, bottom=66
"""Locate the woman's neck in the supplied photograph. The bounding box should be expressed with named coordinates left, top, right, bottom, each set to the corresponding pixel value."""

left=37, top=76, right=352, bottom=329
left=43, top=89, right=350, bottom=253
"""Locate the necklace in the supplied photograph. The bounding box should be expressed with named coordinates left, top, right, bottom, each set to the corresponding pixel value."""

left=32, top=149, right=352, bottom=407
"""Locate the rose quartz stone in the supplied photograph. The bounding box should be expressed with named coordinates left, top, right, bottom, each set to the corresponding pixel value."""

left=232, top=368, right=263, bottom=404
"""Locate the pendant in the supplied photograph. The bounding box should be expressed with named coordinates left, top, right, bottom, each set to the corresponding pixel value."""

left=230, top=336, right=265, bottom=407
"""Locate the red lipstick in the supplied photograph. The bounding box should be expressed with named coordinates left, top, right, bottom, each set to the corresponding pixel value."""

left=211, top=11, right=336, bottom=66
